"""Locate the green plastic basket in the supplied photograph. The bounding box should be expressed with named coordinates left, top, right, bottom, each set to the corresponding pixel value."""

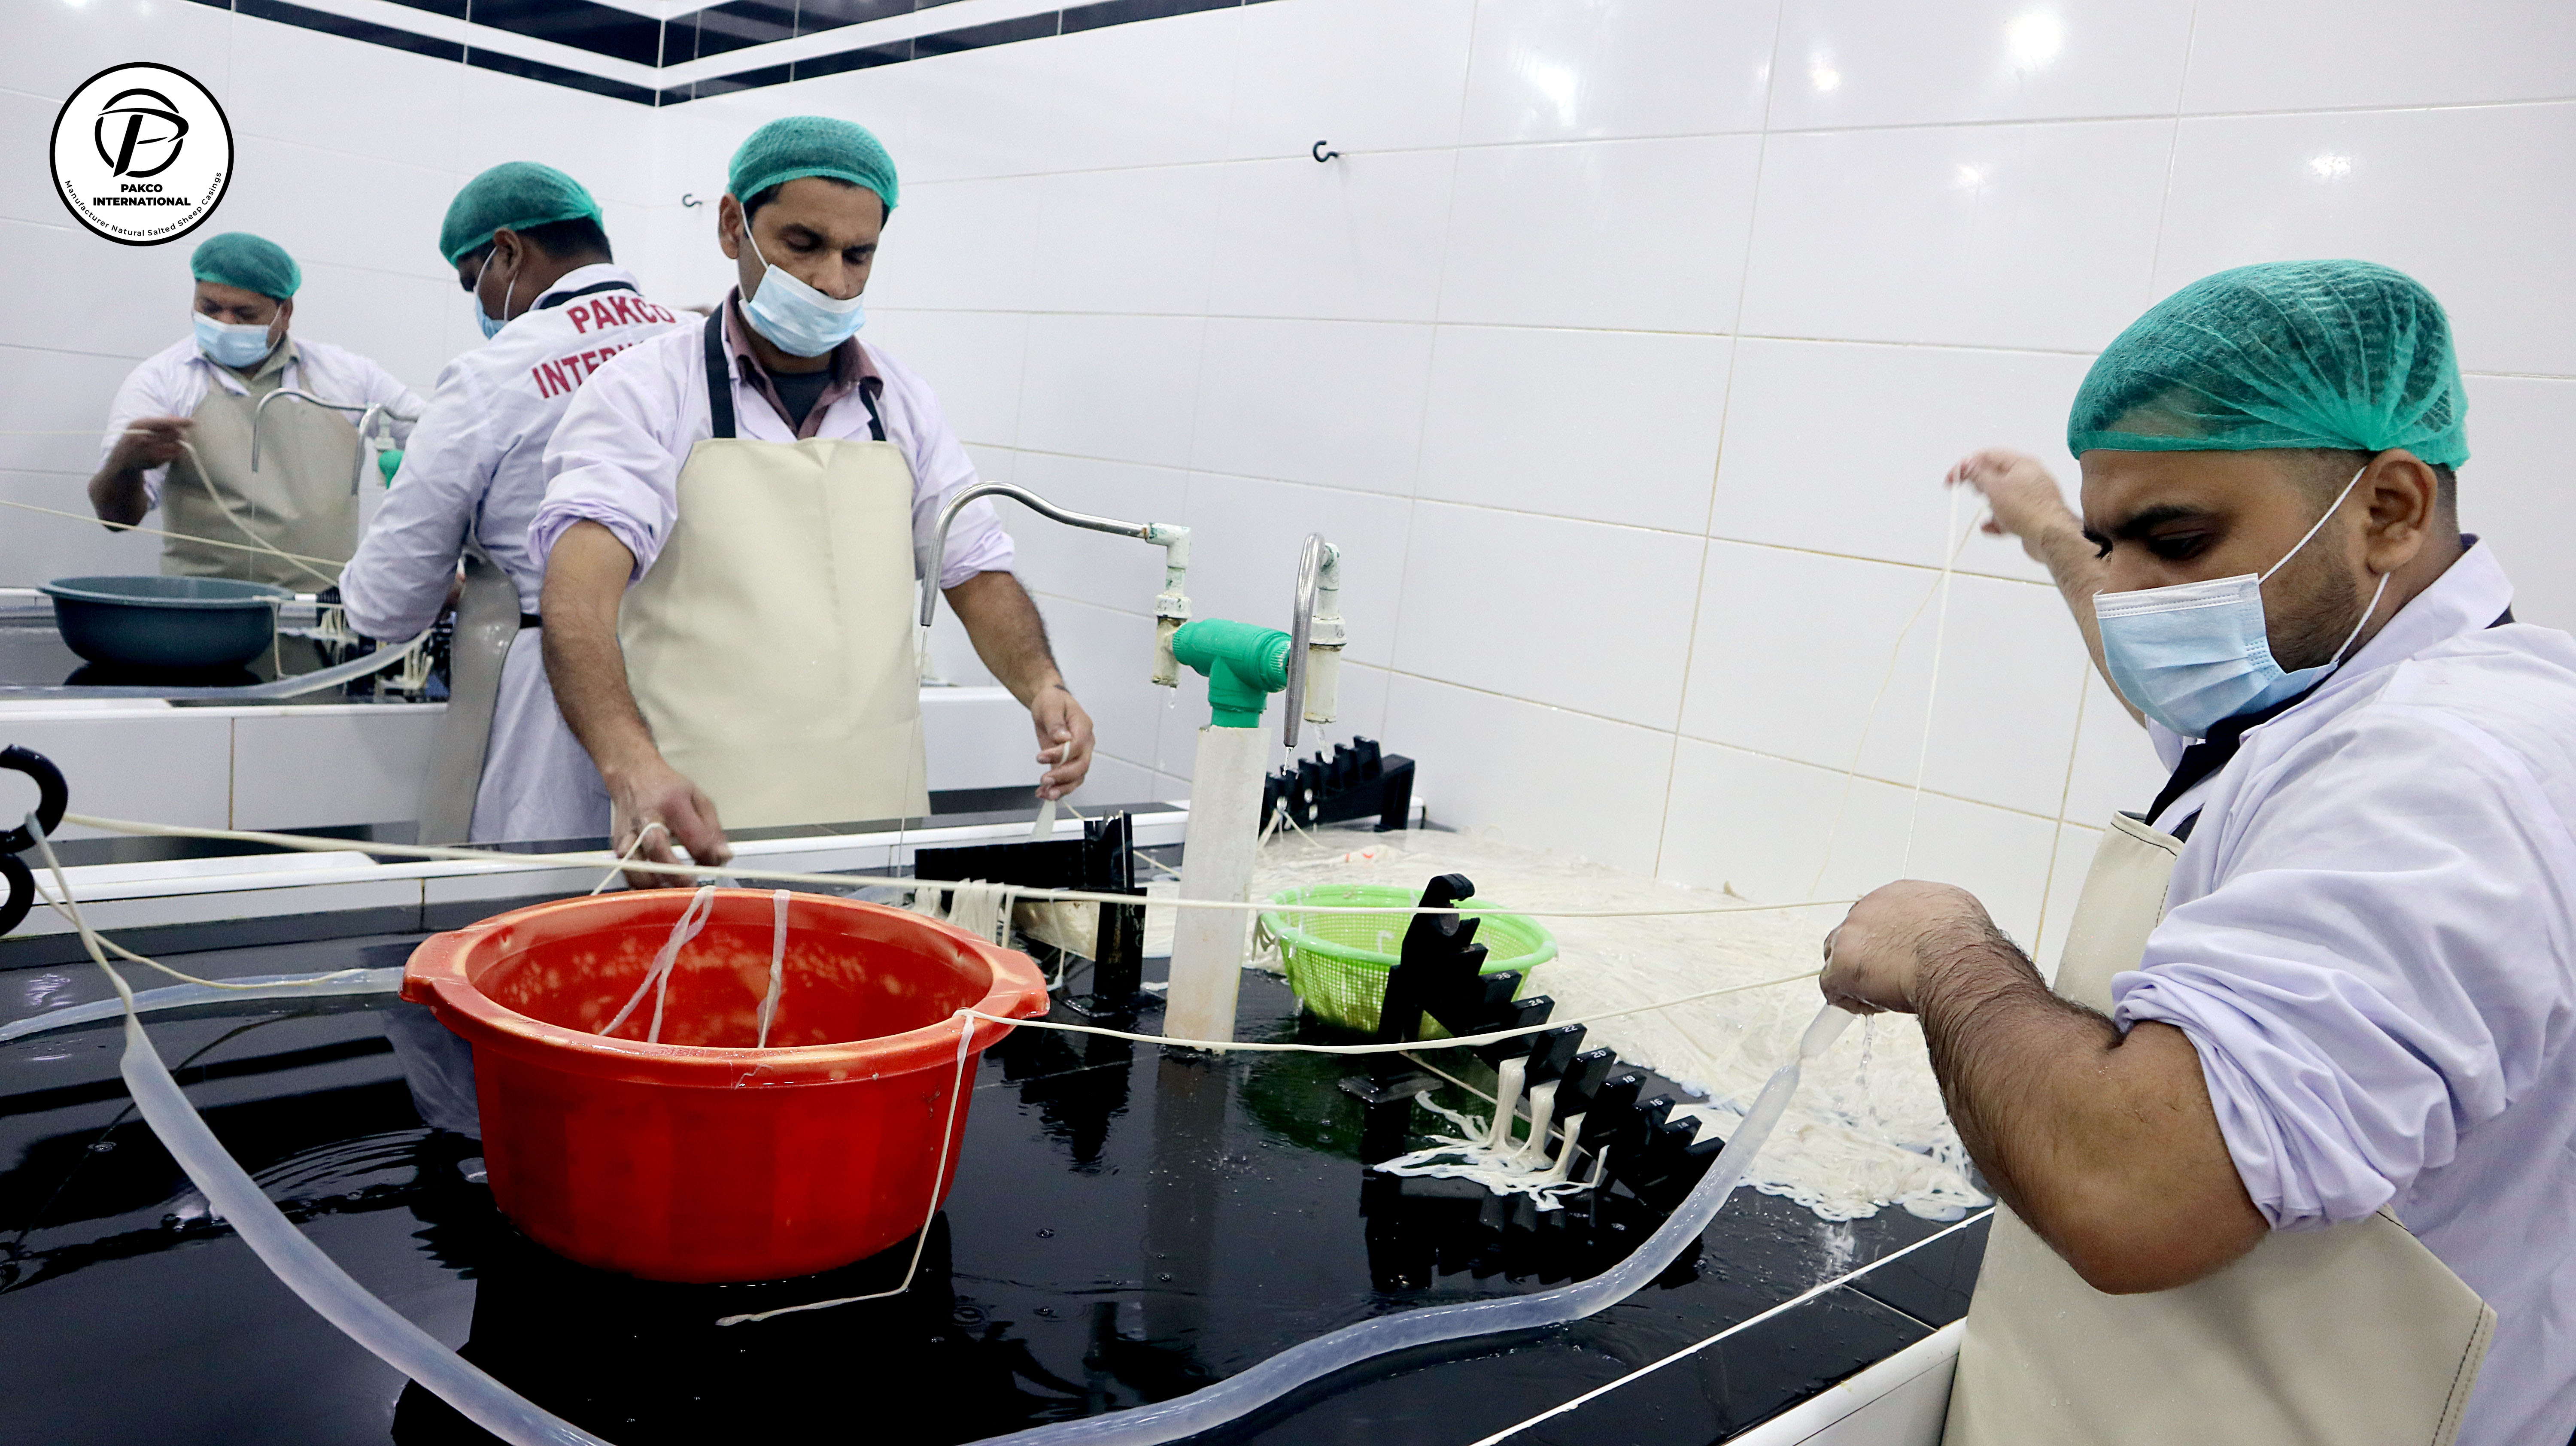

left=1260, top=884, right=1558, bottom=1035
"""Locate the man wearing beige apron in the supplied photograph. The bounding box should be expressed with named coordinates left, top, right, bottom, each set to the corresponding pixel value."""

left=1821, top=261, right=2576, bottom=1446
left=532, top=117, right=1094, bottom=881
left=90, top=231, right=421, bottom=590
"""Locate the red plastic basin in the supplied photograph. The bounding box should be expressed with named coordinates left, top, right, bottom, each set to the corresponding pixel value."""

left=401, top=889, right=1049, bottom=1283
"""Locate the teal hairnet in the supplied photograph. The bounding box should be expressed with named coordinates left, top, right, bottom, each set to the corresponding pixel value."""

left=727, top=116, right=898, bottom=216
left=189, top=232, right=301, bottom=301
left=438, top=161, right=605, bottom=264
left=2068, top=260, right=2469, bottom=468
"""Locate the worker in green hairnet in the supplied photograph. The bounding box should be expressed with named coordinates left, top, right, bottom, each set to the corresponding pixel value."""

left=340, top=162, right=687, bottom=845
left=88, top=231, right=423, bottom=589
left=529, top=116, right=1092, bottom=881
left=1819, top=261, right=2576, bottom=1444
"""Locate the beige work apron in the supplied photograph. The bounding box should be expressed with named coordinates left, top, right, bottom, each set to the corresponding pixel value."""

left=415, top=547, right=522, bottom=845
left=1944, top=810, right=2495, bottom=1446
left=162, top=342, right=361, bottom=589
left=614, top=316, right=928, bottom=830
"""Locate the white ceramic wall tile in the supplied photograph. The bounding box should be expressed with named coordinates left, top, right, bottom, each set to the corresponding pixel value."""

left=2461, top=376, right=2576, bottom=633
left=216, top=137, right=455, bottom=283
left=1741, top=120, right=2172, bottom=352
left=227, top=12, right=464, bottom=173
left=450, top=68, right=658, bottom=208
left=1768, top=0, right=2195, bottom=131
left=232, top=710, right=445, bottom=829
left=1041, top=6, right=1242, bottom=172
left=1030, top=164, right=1222, bottom=315
left=1392, top=502, right=1703, bottom=728
left=1710, top=338, right=2087, bottom=580
left=0, top=345, right=151, bottom=477
left=1459, top=0, right=1777, bottom=145
left=1081, top=752, right=1162, bottom=806
left=0, top=471, right=161, bottom=587
left=0, top=91, right=72, bottom=228
left=1181, top=473, right=1414, bottom=670
left=1659, top=740, right=2061, bottom=940
left=775, top=37, right=1058, bottom=184
left=293, top=262, right=454, bottom=395
left=1440, top=135, right=1763, bottom=334
left=875, top=177, right=1042, bottom=313
left=1227, top=0, right=1477, bottom=159
left=2156, top=104, right=2576, bottom=379
left=864, top=308, right=1027, bottom=450
left=1015, top=313, right=1204, bottom=468
left=1004, top=450, right=1190, bottom=616
left=1207, top=152, right=1456, bottom=323
left=1189, top=319, right=1433, bottom=495
left=1682, top=543, right=2089, bottom=816
left=1383, top=673, right=1678, bottom=875
left=9, top=0, right=234, bottom=104
left=2183, top=0, right=2576, bottom=114
left=2060, top=670, right=2165, bottom=826
left=1417, top=326, right=1729, bottom=532
left=0, top=218, right=197, bottom=365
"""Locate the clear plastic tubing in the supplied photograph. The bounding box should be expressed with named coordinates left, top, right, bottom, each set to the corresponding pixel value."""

left=969, top=1003, right=1858, bottom=1446
left=110, top=1005, right=614, bottom=1445
left=0, top=967, right=404, bottom=1045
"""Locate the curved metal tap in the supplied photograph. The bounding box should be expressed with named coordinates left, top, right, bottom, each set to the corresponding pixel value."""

left=1283, top=533, right=1342, bottom=749
left=922, top=481, right=1192, bottom=687
left=251, top=389, right=417, bottom=491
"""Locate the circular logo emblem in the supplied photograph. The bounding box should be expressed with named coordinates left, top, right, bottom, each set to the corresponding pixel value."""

left=50, top=62, right=233, bottom=246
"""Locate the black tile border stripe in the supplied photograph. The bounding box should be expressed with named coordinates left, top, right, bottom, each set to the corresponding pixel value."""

left=189, top=0, right=1273, bottom=107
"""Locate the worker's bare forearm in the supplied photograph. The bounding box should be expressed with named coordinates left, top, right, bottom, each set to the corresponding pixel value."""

left=86, top=466, right=149, bottom=528
left=944, top=570, right=1066, bottom=705
left=2019, top=513, right=2143, bottom=725
left=539, top=522, right=658, bottom=781
left=1915, top=930, right=2265, bottom=1292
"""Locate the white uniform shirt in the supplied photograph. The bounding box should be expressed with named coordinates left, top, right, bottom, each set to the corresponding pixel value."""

left=340, top=265, right=685, bottom=633
left=528, top=312, right=1012, bottom=586
left=2111, top=543, right=2576, bottom=1445
left=100, top=334, right=423, bottom=506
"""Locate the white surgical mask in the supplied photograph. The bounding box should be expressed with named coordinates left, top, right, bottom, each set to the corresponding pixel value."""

left=194, top=313, right=275, bottom=369
left=740, top=229, right=866, bottom=357
left=469, top=249, right=515, bottom=341
left=2093, top=465, right=2391, bottom=738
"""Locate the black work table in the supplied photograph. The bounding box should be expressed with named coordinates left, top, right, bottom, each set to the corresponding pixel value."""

left=0, top=850, right=1985, bottom=1444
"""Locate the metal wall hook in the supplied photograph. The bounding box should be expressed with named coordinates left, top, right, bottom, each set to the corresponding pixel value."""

left=680, top=193, right=703, bottom=208
left=1311, top=141, right=1341, bottom=164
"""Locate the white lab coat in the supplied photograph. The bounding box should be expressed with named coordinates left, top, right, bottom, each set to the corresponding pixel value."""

left=339, top=266, right=687, bottom=841
left=2113, top=543, right=2576, bottom=1445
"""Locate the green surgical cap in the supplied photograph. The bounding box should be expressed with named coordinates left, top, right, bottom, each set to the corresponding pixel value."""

left=2068, top=260, right=2469, bottom=468
left=439, top=161, right=605, bottom=264
left=190, top=232, right=301, bottom=301
left=727, top=116, right=898, bottom=216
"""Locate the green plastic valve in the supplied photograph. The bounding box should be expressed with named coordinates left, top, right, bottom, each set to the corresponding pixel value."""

left=1172, top=618, right=1290, bottom=729
left=376, top=449, right=404, bottom=485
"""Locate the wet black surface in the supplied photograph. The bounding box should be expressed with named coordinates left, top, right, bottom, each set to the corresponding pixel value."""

left=0, top=918, right=1986, bottom=1444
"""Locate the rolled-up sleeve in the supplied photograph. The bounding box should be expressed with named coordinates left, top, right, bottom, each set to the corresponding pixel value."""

left=531, top=343, right=685, bottom=577
left=340, top=359, right=489, bottom=639
left=2113, top=707, right=2576, bottom=1230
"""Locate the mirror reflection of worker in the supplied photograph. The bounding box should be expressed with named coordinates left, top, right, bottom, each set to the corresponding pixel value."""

left=88, top=232, right=422, bottom=589
left=339, top=164, right=688, bottom=843
left=1820, top=262, right=2576, bottom=1444
left=531, top=118, right=1094, bottom=878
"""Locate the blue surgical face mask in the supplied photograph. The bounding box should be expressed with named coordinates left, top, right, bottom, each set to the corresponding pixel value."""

left=2093, top=466, right=2391, bottom=738
left=741, top=229, right=866, bottom=357
left=194, top=312, right=276, bottom=369
left=469, top=249, right=515, bottom=341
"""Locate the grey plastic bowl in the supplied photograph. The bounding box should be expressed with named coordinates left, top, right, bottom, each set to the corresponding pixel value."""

left=39, top=575, right=292, bottom=671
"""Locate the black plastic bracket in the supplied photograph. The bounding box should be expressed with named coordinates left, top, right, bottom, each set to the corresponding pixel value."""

left=914, top=812, right=1151, bottom=1018
left=0, top=746, right=69, bottom=857
left=1263, top=738, right=1416, bottom=833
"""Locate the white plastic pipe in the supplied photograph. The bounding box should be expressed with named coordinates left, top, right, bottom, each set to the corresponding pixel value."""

left=1164, top=724, right=1268, bottom=1043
